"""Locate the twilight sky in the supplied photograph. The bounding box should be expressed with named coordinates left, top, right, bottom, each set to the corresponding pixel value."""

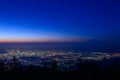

left=0, top=0, right=120, bottom=42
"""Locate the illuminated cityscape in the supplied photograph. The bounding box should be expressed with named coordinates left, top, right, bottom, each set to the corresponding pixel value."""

left=0, top=0, right=120, bottom=80
left=0, top=47, right=119, bottom=68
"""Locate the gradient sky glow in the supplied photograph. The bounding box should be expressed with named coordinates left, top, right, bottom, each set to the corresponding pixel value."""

left=0, top=0, right=120, bottom=42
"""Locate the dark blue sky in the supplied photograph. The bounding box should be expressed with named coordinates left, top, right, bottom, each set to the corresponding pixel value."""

left=0, top=0, right=120, bottom=43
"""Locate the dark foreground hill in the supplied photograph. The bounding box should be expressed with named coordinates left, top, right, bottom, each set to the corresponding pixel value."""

left=0, top=57, right=119, bottom=80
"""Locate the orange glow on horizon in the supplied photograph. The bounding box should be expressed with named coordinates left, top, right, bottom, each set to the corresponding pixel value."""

left=0, top=38, right=88, bottom=43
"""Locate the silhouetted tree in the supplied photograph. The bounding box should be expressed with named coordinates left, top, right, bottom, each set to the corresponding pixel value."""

left=82, top=59, right=92, bottom=80
left=52, top=60, right=59, bottom=71
left=0, top=59, right=4, bottom=73
left=75, top=56, right=84, bottom=80
left=10, top=56, right=21, bottom=71
left=91, top=61, right=100, bottom=80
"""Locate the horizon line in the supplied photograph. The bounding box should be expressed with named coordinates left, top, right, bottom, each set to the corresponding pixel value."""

left=0, top=38, right=89, bottom=43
